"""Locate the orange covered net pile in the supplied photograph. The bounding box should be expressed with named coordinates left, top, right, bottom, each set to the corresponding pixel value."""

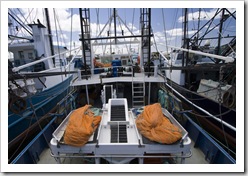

left=64, top=105, right=101, bottom=147
left=93, top=58, right=112, bottom=68
left=135, top=103, right=182, bottom=144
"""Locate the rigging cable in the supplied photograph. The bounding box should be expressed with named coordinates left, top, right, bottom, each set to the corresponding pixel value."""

left=8, top=8, right=34, bottom=44
left=17, top=8, right=33, bottom=27
left=94, top=8, right=102, bottom=54
left=191, top=8, right=196, bottom=32
left=117, top=15, right=129, bottom=56
left=33, top=8, right=39, bottom=24
left=8, top=112, right=36, bottom=162
left=54, top=11, right=67, bottom=47
left=202, top=8, right=236, bottom=55
left=159, top=9, right=178, bottom=115
left=53, top=8, right=64, bottom=80
left=162, top=8, right=169, bottom=55
left=169, top=8, right=178, bottom=46
left=198, top=8, right=220, bottom=47
left=218, top=66, right=231, bottom=154
left=129, top=8, right=135, bottom=52
left=68, top=8, right=74, bottom=73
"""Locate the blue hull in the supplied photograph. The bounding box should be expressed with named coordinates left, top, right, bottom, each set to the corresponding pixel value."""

left=8, top=75, right=74, bottom=163
left=8, top=75, right=73, bottom=142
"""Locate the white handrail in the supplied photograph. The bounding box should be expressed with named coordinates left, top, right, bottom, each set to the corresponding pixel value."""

left=167, top=45, right=234, bottom=62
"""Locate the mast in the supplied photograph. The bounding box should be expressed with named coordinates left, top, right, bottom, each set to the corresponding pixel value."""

left=182, top=8, right=188, bottom=68
left=140, top=8, right=152, bottom=76
left=216, top=8, right=225, bottom=62
left=45, top=8, right=55, bottom=67
left=113, top=8, right=117, bottom=44
left=79, top=8, right=92, bottom=76
left=148, top=8, right=151, bottom=77
left=196, top=8, right=201, bottom=46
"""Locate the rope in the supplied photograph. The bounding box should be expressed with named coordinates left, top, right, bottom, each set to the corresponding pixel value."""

left=218, top=67, right=231, bottom=154
left=8, top=112, right=36, bottom=162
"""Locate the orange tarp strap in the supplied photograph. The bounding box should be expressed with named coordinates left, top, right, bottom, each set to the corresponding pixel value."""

left=64, top=105, right=101, bottom=147
left=136, top=103, right=182, bottom=144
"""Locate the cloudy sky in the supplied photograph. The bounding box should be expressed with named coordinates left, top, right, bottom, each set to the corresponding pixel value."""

left=8, top=7, right=236, bottom=56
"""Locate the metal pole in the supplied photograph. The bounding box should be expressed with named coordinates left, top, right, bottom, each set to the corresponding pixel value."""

left=216, top=9, right=225, bottom=57
left=45, top=8, right=55, bottom=67
left=148, top=82, right=151, bottom=105
left=148, top=8, right=151, bottom=77
left=79, top=8, right=88, bottom=78
left=113, top=8, right=117, bottom=44
left=167, top=45, right=234, bottom=62
left=85, top=84, right=89, bottom=104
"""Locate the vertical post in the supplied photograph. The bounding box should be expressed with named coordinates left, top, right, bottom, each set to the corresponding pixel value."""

left=216, top=9, right=225, bottom=60
left=196, top=8, right=201, bottom=45
left=113, top=8, right=117, bottom=44
left=85, top=84, right=89, bottom=104
left=140, top=9, right=144, bottom=67
left=182, top=8, right=188, bottom=68
left=147, top=8, right=151, bottom=77
left=139, top=157, right=144, bottom=164
left=181, top=152, right=186, bottom=164
left=148, top=82, right=151, bottom=105
left=44, top=8, right=55, bottom=67
left=79, top=8, right=88, bottom=79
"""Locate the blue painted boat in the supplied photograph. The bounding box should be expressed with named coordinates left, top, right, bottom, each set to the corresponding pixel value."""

left=8, top=8, right=77, bottom=163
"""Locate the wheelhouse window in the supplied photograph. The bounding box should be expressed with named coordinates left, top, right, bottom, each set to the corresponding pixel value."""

left=28, top=52, right=34, bottom=60
left=18, top=51, right=24, bottom=59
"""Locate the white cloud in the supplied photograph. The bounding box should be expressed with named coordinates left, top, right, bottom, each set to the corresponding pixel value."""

left=166, top=28, right=198, bottom=37
left=178, top=8, right=236, bottom=23
left=14, top=8, right=233, bottom=55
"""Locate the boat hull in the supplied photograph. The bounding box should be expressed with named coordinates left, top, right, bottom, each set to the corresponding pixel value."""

left=8, top=75, right=74, bottom=163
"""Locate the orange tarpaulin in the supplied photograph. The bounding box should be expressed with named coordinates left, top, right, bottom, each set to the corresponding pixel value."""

left=64, top=105, right=101, bottom=147
left=136, top=103, right=182, bottom=144
left=93, top=58, right=112, bottom=68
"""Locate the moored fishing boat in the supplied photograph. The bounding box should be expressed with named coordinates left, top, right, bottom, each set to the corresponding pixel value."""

left=4, top=6, right=243, bottom=171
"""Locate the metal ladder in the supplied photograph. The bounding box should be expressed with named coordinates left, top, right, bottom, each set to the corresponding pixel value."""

left=132, top=81, right=145, bottom=108
left=79, top=8, right=92, bottom=67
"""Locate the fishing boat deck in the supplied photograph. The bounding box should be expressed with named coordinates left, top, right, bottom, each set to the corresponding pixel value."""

left=48, top=99, right=192, bottom=164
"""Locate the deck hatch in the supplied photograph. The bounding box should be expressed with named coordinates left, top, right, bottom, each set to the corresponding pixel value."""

left=110, top=124, right=127, bottom=143
left=110, top=105, right=126, bottom=121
